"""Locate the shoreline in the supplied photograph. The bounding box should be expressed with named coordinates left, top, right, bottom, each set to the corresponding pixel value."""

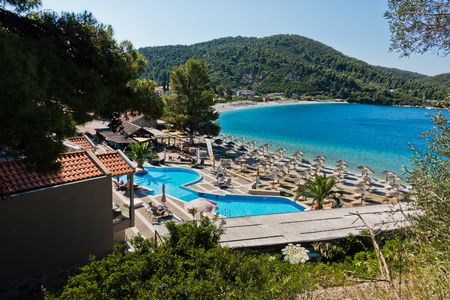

left=214, top=100, right=348, bottom=112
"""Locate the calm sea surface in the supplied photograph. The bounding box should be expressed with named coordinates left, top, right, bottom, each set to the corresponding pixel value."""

left=218, top=103, right=443, bottom=180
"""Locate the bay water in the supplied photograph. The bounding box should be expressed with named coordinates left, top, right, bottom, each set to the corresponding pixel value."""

left=218, top=103, right=442, bottom=181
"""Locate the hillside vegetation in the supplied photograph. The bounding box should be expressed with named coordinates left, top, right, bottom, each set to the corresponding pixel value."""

left=138, top=34, right=448, bottom=106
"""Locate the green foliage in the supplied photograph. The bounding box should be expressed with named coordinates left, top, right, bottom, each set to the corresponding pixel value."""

left=137, top=34, right=447, bottom=106
left=164, top=59, right=220, bottom=144
left=407, top=107, right=450, bottom=245
left=385, top=0, right=450, bottom=57
left=164, top=213, right=225, bottom=256
left=124, top=142, right=157, bottom=168
left=47, top=215, right=308, bottom=299
left=294, top=172, right=342, bottom=209
left=0, top=3, right=164, bottom=175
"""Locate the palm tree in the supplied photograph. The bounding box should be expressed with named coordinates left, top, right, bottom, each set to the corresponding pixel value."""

left=125, top=142, right=158, bottom=168
left=294, top=173, right=343, bottom=209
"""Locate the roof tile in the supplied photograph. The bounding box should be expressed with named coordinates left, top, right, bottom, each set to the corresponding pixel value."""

left=67, top=136, right=96, bottom=151
left=0, top=151, right=104, bottom=195
left=96, top=152, right=134, bottom=177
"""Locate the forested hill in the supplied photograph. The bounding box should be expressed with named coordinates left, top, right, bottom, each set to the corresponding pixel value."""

left=138, top=34, right=448, bottom=106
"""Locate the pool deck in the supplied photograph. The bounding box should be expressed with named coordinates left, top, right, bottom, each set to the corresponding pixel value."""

left=217, top=203, right=413, bottom=248
left=118, top=163, right=414, bottom=249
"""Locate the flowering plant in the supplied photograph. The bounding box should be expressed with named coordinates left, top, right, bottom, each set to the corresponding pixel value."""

left=281, top=243, right=310, bottom=264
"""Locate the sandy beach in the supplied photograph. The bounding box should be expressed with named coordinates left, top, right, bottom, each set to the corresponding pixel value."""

left=214, top=99, right=347, bottom=112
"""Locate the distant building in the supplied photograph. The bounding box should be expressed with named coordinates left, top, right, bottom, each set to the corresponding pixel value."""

left=236, top=90, right=254, bottom=97
left=267, top=92, right=285, bottom=97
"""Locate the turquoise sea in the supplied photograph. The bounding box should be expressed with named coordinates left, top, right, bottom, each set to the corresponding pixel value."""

left=218, top=103, right=443, bottom=181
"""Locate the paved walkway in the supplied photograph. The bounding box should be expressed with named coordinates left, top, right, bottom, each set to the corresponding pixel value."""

left=154, top=202, right=413, bottom=249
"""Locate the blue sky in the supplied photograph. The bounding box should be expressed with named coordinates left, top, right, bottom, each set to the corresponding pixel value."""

left=39, top=0, right=448, bottom=76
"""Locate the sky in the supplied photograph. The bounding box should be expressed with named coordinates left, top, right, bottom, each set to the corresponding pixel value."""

left=38, top=0, right=449, bottom=76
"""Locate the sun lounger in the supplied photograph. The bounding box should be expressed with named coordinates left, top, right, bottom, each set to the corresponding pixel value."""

left=219, top=178, right=232, bottom=189
left=146, top=203, right=173, bottom=220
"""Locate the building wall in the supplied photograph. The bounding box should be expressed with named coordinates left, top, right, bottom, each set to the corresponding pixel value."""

left=0, top=175, right=114, bottom=284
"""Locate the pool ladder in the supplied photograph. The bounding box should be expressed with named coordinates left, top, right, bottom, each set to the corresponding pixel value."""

left=221, top=209, right=232, bottom=218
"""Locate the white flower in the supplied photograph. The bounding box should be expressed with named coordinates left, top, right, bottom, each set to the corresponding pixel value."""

left=281, top=243, right=310, bottom=264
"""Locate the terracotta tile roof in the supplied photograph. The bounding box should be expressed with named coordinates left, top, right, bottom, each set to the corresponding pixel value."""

left=67, top=136, right=95, bottom=151
left=0, top=151, right=104, bottom=195
left=95, top=152, right=134, bottom=177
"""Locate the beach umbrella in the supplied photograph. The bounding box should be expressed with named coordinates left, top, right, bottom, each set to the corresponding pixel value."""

left=355, top=181, right=371, bottom=189
left=161, top=184, right=167, bottom=206
left=239, top=136, right=247, bottom=145
left=293, top=153, right=303, bottom=158
left=313, top=158, right=325, bottom=165
left=388, top=174, right=403, bottom=182
left=381, top=170, right=394, bottom=182
left=252, top=162, right=264, bottom=177
left=390, top=182, right=406, bottom=191
left=406, top=175, right=414, bottom=181
left=225, top=149, right=239, bottom=156
left=363, top=176, right=378, bottom=183
left=265, top=173, right=281, bottom=188
left=228, top=135, right=235, bottom=142
left=316, top=155, right=326, bottom=160
left=278, top=165, right=290, bottom=174
left=331, top=186, right=343, bottom=192
left=292, top=177, right=307, bottom=185
left=298, top=170, right=312, bottom=178
left=259, top=160, right=271, bottom=172
left=354, top=188, right=368, bottom=204
left=387, top=191, right=402, bottom=199
left=184, top=198, right=218, bottom=213
left=235, top=157, right=247, bottom=170
left=290, top=158, right=300, bottom=169
left=360, top=167, right=374, bottom=177
left=336, top=160, right=348, bottom=164
left=226, top=141, right=236, bottom=147
left=251, top=141, right=259, bottom=149
left=336, top=163, right=348, bottom=169
left=333, top=168, right=343, bottom=173
left=264, top=143, right=272, bottom=153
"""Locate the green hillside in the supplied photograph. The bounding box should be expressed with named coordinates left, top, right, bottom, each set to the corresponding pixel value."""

left=138, top=34, right=448, bottom=106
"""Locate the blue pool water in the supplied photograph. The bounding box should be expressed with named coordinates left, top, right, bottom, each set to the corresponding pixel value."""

left=219, top=103, right=445, bottom=180
left=120, top=167, right=305, bottom=217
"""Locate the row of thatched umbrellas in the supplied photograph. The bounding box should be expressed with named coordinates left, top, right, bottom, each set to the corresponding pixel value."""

left=213, top=134, right=408, bottom=198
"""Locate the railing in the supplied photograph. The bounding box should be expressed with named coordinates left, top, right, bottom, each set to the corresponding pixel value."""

left=220, top=209, right=232, bottom=218
left=155, top=230, right=163, bottom=245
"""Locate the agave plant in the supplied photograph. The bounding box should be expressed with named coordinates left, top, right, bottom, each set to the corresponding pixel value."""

left=294, top=172, right=343, bottom=209
left=125, top=142, right=158, bottom=168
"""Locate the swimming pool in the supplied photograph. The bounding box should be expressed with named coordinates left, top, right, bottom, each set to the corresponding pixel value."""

left=121, top=167, right=305, bottom=217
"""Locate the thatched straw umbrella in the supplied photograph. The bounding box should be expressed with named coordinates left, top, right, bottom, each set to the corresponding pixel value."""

left=388, top=174, right=403, bottom=183
left=265, top=173, right=282, bottom=189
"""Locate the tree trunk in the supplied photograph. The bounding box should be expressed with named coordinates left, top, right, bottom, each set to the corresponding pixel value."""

left=189, top=133, right=194, bottom=145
